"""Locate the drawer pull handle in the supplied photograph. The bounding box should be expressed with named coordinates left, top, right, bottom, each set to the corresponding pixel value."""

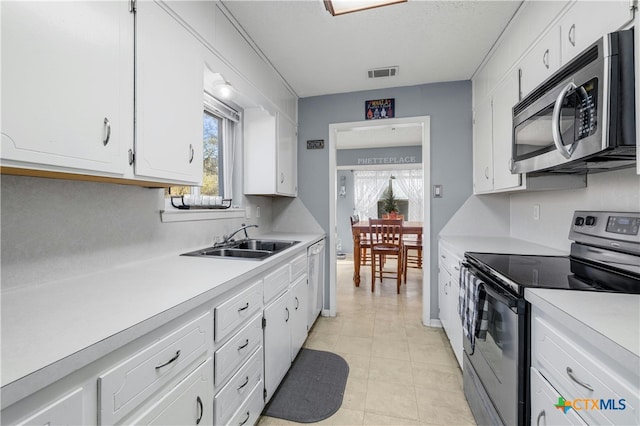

left=155, top=350, right=181, bottom=369
left=239, top=411, right=250, bottom=426
left=295, top=296, right=299, bottom=310
left=536, top=409, right=545, bottom=426
left=237, top=339, right=249, bottom=351
left=237, top=375, right=250, bottom=391
left=238, top=302, right=250, bottom=312
left=196, top=396, right=203, bottom=425
left=441, top=254, right=447, bottom=259
left=566, top=367, right=594, bottom=391
left=285, top=307, right=290, bottom=322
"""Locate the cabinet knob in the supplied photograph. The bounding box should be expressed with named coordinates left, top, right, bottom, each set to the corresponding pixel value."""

left=103, top=117, right=111, bottom=146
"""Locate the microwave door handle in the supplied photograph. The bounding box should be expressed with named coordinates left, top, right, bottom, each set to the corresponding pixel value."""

left=552, top=81, right=577, bottom=159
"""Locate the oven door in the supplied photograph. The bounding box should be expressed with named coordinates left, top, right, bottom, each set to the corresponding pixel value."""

left=462, top=264, right=527, bottom=426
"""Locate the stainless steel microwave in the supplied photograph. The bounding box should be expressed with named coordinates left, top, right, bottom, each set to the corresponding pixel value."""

left=511, top=29, right=635, bottom=175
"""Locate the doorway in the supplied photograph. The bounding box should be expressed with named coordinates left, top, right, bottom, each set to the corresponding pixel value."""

left=327, top=116, right=431, bottom=325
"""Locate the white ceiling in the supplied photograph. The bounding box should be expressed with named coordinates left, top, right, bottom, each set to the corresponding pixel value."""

left=221, top=0, right=523, bottom=98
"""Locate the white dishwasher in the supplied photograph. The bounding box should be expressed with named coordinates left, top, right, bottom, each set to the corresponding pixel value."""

left=307, top=239, right=325, bottom=330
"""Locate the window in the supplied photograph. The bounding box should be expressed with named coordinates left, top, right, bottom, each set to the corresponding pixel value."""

left=167, top=94, right=239, bottom=205
left=353, top=169, right=423, bottom=221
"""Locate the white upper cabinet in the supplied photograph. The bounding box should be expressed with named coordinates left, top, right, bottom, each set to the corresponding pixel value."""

left=519, top=26, right=561, bottom=98
left=472, top=100, right=494, bottom=194
left=244, top=108, right=298, bottom=197
left=559, top=1, right=634, bottom=65
left=1, top=1, right=133, bottom=176
left=491, top=72, right=521, bottom=191
left=134, top=1, right=204, bottom=185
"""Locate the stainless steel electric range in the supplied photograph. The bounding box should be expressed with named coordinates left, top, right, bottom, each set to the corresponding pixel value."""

left=460, top=211, right=640, bottom=426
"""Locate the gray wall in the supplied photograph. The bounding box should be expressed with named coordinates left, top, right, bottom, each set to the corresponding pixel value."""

left=297, top=81, right=473, bottom=319
left=336, top=169, right=355, bottom=253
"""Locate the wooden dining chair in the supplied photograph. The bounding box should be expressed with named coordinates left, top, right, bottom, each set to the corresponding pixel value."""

left=350, top=214, right=371, bottom=265
left=369, top=218, right=404, bottom=293
left=403, top=238, right=423, bottom=283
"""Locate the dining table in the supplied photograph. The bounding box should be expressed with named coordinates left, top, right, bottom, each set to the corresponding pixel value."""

left=351, top=220, right=423, bottom=286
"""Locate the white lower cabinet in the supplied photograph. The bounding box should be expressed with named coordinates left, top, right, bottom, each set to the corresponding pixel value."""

left=227, top=382, right=264, bottom=426
left=13, top=389, right=84, bottom=426
left=437, top=242, right=463, bottom=369
left=98, top=311, right=213, bottom=425
left=129, top=358, right=213, bottom=426
left=530, top=367, right=586, bottom=426
left=263, top=291, right=292, bottom=402
left=289, top=275, right=308, bottom=361
left=530, top=301, right=639, bottom=426
left=215, top=348, right=263, bottom=426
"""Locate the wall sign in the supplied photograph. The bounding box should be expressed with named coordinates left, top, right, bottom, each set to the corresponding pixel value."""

left=357, top=156, right=418, bottom=165
left=306, top=139, right=325, bottom=149
left=365, top=98, right=394, bottom=120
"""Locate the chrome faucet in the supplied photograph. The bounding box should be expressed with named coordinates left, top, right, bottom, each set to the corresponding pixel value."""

left=218, top=223, right=258, bottom=246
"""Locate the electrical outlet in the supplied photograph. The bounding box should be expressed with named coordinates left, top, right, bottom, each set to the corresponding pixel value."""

left=256, top=207, right=261, bottom=218
left=533, top=204, right=540, bottom=221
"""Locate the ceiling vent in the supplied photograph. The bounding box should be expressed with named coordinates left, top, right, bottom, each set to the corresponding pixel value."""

left=368, top=66, right=399, bottom=79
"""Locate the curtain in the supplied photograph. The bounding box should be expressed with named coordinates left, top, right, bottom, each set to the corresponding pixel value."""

left=353, top=169, right=423, bottom=221
left=353, top=170, right=392, bottom=219
left=393, top=169, right=423, bottom=221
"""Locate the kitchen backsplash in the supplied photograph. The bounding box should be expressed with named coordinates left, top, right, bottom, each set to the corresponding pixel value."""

left=509, top=168, right=640, bottom=251
left=0, top=175, right=273, bottom=291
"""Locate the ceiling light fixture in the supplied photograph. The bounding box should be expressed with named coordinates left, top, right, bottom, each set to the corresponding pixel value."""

left=324, top=0, right=406, bottom=16
left=213, top=82, right=236, bottom=100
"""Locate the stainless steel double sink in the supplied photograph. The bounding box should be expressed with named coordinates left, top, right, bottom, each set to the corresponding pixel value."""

left=181, top=239, right=300, bottom=260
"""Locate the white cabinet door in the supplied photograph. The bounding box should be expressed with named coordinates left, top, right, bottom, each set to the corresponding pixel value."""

left=289, top=276, right=308, bottom=361
left=129, top=358, right=213, bottom=426
left=438, top=267, right=450, bottom=333
left=473, top=100, right=494, bottom=194
left=244, top=108, right=297, bottom=196
left=263, top=292, right=291, bottom=402
left=491, top=72, right=521, bottom=191
left=134, top=1, right=203, bottom=185
left=560, top=1, right=634, bottom=65
left=277, top=114, right=297, bottom=196
left=1, top=1, right=132, bottom=175
left=447, top=277, right=463, bottom=369
left=519, top=26, right=561, bottom=98
left=244, top=108, right=277, bottom=195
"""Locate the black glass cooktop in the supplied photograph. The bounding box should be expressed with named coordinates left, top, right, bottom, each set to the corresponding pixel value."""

left=465, top=252, right=640, bottom=295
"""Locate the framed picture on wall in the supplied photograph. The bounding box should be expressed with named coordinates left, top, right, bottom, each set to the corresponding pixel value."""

left=365, top=98, right=394, bottom=120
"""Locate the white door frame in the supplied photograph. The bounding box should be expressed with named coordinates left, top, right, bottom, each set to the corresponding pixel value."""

left=327, top=116, right=431, bottom=325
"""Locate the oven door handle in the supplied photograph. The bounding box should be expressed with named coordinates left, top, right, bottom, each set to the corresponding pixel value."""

left=480, top=282, right=518, bottom=308
left=461, top=262, right=518, bottom=308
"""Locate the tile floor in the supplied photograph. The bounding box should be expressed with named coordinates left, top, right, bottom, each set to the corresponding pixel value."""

left=258, top=256, right=476, bottom=425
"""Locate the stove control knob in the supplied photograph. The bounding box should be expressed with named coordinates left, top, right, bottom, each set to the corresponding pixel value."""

left=585, top=216, right=597, bottom=226
left=575, top=216, right=585, bottom=226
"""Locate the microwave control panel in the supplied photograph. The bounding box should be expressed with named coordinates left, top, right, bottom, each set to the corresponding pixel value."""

left=573, top=78, right=598, bottom=140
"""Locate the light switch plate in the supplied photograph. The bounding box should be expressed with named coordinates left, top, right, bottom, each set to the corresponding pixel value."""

left=433, top=184, right=443, bottom=198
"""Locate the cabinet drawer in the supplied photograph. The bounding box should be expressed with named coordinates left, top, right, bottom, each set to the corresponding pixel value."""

left=227, top=382, right=264, bottom=426
left=98, top=311, right=212, bottom=425
left=264, top=263, right=289, bottom=304
left=215, top=347, right=264, bottom=426
left=14, top=388, right=83, bottom=426
left=532, top=315, right=638, bottom=426
left=290, top=253, right=307, bottom=282
left=215, top=280, right=263, bottom=343
left=215, top=314, right=262, bottom=386
left=530, top=367, right=587, bottom=426
left=128, top=358, right=213, bottom=426
left=439, top=244, right=461, bottom=277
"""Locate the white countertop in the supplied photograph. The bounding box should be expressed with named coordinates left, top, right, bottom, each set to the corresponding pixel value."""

left=526, top=288, right=640, bottom=358
left=439, top=235, right=568, bottom=256
left=1, top=232, right=324, bottom=405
